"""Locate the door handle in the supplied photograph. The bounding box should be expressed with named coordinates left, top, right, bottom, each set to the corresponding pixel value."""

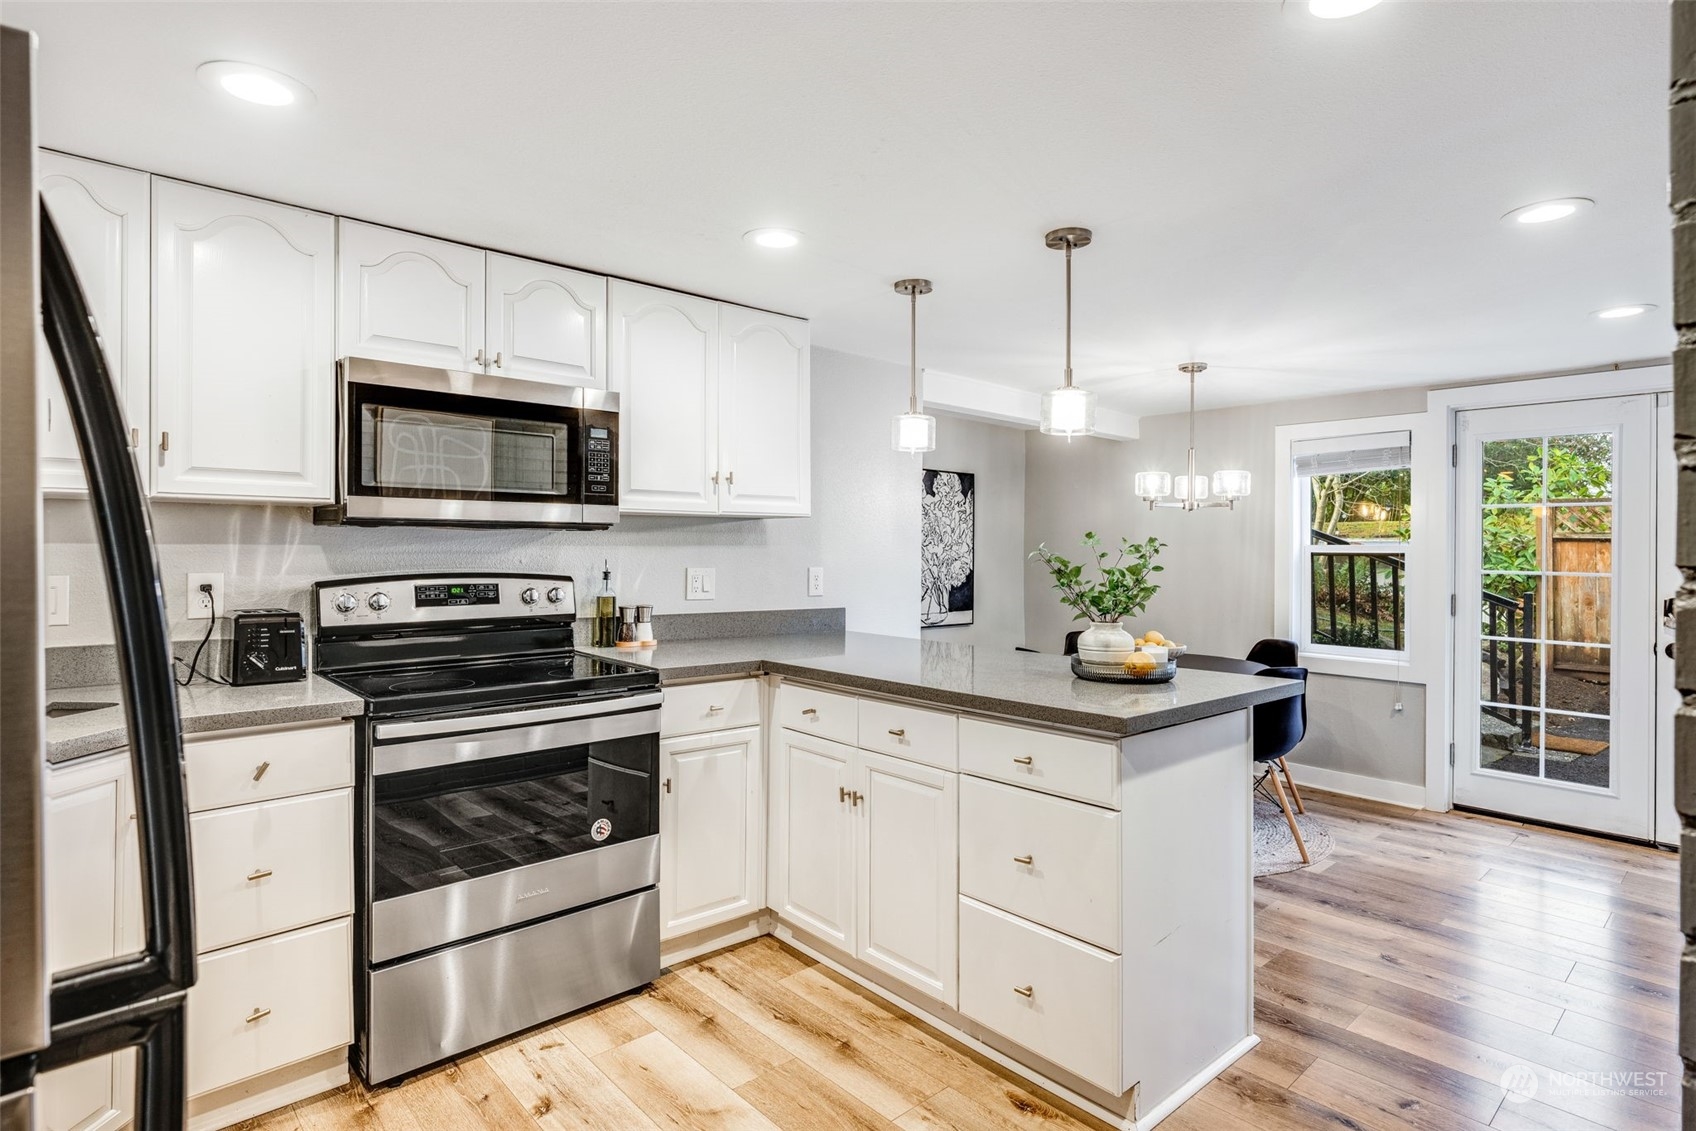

left=492, top=351, right=502, bottom=369
left=159, top=430, right=169, bottom=452
left=839, top=785, right=849, bottom=804
left=852, top=790, right=864, bottom=807
left=726, top=471, right=735, bottom=488
left=474, top=349, right=487, bottom=368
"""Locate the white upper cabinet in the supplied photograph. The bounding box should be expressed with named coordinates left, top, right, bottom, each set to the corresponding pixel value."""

left=612, top=283, right=811, bottom=518
left=486, top=252, right=606, bottom=388
left=610, top=281, right=720, bottom=514
left=153, top=179, right=336, bottom=502
left=337, top=219, right=485, bottom=371
left=718, top=306, right=810, bottom=516
left=37, top=153, right=150, bottom=494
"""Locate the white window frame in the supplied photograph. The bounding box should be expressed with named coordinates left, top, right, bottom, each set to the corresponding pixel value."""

left=1274, top=412, right=1439, bottom=683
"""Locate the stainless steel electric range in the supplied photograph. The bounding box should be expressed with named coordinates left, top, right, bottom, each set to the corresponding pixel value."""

left=311, top=573, right=662, bottom=1085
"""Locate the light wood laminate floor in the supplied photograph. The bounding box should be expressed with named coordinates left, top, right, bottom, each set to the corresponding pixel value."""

left=243, top=791, right=1679, bottom=1131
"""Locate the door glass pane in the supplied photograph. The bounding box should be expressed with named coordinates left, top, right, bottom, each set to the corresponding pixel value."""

left=1545, top=575, right=1611, bottom=646
left=1545, top=433, right=1613, bottom=502
left=1546, top=643, right=1611, bottom=717
left=1482, top=506, right=1539, bottom=573
left=1479, top=577, right=1539, bottom=639
left=1550, top=505, right=1611, bottom=541
left=1541, top=711, right=1612, bottom=789
left=1479, top=706, right=1539, bottom=777
left=1479, top=640, right=1544, bottom=710
left=1483, top=438, right=1543, bottom=503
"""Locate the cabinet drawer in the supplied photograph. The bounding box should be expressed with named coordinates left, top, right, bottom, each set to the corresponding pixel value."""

left=190, top=790, right=353, bottom=953
left=857, top=697, right=957, bottom=771
left=775, top=683, right=857, bottom=745
left=960, top=776, right=1120, bottom=951
left=661, top=679, right=761, bottom=737
left=185, top=723, right=353, bottom=813
left=188, top=917, right=352, bottom=1097
left=959, top=718, right=1118, bottom=807
left=958, top=897, right=1121, bottom=1094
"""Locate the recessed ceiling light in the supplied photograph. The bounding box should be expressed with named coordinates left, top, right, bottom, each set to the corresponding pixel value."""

left=1309, top=0, right=1382, bottom=18
left=1501, top=197, right=1594, bottom=225
left=744, top=228, right=802, bottom=249
left=196, top=61, right=313, bottom=107
left=1593, top=304, right=1656, bottom=319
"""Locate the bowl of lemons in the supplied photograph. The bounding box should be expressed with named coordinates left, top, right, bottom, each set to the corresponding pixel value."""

left=1070, top=628, right=1182, bottom=684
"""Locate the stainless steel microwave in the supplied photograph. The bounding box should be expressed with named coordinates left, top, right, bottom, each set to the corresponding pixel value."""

left=314, top=358, right=619, bottom=529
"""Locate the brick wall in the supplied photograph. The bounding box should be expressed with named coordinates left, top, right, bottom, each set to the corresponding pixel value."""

left=1673, top=3, right=1696, bottom=1125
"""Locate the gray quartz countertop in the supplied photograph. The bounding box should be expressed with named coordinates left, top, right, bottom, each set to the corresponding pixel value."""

left=582, top=631, right=1299, bottom=737
left=45, top=675, right=365, bottom=765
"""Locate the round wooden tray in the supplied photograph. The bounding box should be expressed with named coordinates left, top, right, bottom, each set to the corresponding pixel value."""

left=1070, top=656, right=1178, bottom=684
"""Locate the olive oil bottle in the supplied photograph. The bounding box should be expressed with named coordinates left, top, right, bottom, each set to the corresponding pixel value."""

left=593, top=561, right=617, bottom=647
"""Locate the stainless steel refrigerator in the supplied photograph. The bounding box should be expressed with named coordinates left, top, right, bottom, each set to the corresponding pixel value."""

left=1, top=24, right=197, bottom=1130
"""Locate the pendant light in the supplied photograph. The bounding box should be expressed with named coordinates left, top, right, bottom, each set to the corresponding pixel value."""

left=1135, top=362, right=1251, bottom=511
left=1039, top=226, right=1096, bottom=439
left=891, top=278, right=936, bottom=453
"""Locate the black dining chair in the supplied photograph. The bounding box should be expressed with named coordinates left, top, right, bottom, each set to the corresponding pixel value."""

left=1244, top=638, right=1306, bottom=815
left=1063, top=630, right=1082, bottom=657
left=1253, top=662, right=1310, bottom=863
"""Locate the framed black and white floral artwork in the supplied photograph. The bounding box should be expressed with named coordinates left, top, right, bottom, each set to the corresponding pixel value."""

left=921, top=469, right=974, bottom=627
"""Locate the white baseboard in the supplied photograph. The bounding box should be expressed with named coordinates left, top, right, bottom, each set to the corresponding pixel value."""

left=1283, top=762, right=1425, bottom=809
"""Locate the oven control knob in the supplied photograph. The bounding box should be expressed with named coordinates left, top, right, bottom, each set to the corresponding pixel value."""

left=368, top=591, right=391, bottom=612
left=520, top=587, right=540, bottom=606
left=547, top=586, right=567, bottom=605
left=333, top=592, right=358, bottom=614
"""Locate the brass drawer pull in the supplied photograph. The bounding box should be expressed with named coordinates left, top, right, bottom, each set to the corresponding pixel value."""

left=887, top=728, right=905, bottom=738
left=1013, top=855, right=1034, bottom=866
left=801, top=707, right=818, bottom=717
left=1012, top=756, right=1034, bottom=766
left=1013, top=985, right=1034, bottom=998
left=707, top=705, right=724, bottom=713
left=252, top=760, right=271, bottom=782
left=245, top=1007, right=271, bottom=1024
left=246, top=868, right=273, bottom=882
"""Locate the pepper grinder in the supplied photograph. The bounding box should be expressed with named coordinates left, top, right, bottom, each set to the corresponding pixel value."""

left=634, top=604, right=655, bottom=645
left=616, top=605, right=639, bottom=646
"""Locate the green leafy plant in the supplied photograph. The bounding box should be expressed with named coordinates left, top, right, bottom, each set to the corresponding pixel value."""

left=1029, top=533, right=1165, bottom=622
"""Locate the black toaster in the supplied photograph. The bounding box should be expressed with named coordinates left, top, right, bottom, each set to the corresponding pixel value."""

left=227, top=609, right=306, bottom=685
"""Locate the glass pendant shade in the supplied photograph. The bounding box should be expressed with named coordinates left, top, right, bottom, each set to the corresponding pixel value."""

left=1174, top=474, right=1210, bottom=502
left=1211, top=469, right=1251, bottom=499
left=1040, top=385, right=1096, bottom=438
left=1134, top=471, right=1172, bottom=500
left=893, top=412, right=937, bottom=454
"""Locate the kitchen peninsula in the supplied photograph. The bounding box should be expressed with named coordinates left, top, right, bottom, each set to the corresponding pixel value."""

left=583, top=631, right=1298, bottom=1131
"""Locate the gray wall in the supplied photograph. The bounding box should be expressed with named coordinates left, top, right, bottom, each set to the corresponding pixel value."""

left=922, top=415, right=1027, bottom=652
left=1024, top=386, right=1431, bottom=787
left=1668, top=0, right=1694, bottom=1109
left=45, top=347, right=921, bottom=646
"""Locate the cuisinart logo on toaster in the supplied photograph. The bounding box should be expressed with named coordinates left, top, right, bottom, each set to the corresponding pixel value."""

left=515, top=887, right=551, bottom=902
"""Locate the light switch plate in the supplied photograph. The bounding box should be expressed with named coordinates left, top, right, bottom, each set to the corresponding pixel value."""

left=686, top=567, right=715, bottom=601
left=46, top=576, right=69, bottom=626
left=187, top=573, right=225, bottom=620
left=808, top=566, right=824, bottom=597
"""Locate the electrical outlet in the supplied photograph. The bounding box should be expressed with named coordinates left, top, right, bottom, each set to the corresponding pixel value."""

left=45, top=576, right=70, bottom=626
left=808, top=566, right=824, bottom=597
left=686, top=567, right=715, bottom=601
left=187, top=573, right=225, bottom=621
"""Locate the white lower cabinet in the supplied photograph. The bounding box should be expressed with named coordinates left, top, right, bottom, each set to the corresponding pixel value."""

left=958, top=897, right=1122, bottom=1094
left=659, top=725, right=761, bottom=939
left=856, top=750, right=957, bottom=1005
left=40, top=751, right=140, bottom=1131
left=187, top=918, right=353, bottom=1098
left=772, top=727, right=959, bottom=1006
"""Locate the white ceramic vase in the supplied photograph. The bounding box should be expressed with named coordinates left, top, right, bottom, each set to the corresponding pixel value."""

left=1076, top=618, right=1137, bottom=664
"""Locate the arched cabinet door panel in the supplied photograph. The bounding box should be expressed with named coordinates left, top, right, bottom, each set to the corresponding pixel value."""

left=719, top=305, right=810, bottom=516
left=337, top=218, right=485, bottom=372
left=486, top=252, right=606, bottom=388
left=37, top=152, right=150, bottom=494
left=153, top=179, right=335, bottom=502
left=609, top=281, right=720, bottom=514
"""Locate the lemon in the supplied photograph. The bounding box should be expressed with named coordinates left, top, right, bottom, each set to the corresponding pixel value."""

left=1142, top=630, right=1166, bottom=646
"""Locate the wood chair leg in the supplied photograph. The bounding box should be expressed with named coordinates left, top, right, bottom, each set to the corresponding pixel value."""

left=1278, top=756, right=1305, bottom=814
left=1267, top=767, right=1310, bottom=865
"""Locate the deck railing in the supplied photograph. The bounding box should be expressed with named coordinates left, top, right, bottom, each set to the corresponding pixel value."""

left=1309, top=529, right=1405, bottom=650
left=1481, top=587, right=1538, bottom=741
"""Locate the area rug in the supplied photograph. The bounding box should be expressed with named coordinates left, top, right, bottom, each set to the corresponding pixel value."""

left=1253, top=797, right=1334, bottom=877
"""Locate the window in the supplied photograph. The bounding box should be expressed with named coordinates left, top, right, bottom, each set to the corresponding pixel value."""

left=1292, top=430, right=1413, bottom=657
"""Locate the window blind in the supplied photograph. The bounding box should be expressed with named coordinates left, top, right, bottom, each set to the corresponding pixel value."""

left=1291, top=429, right=1412, bottom=476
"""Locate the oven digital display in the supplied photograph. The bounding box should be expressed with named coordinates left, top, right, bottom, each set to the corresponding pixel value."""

left=414, top=582, right=500, bottom=607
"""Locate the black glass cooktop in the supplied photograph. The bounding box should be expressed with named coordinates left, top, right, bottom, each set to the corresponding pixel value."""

left=325, top=651, right=658, bottom=714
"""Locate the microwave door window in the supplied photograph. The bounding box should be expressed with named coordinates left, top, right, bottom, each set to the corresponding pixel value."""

left=367, top=406, right=494, bottom=494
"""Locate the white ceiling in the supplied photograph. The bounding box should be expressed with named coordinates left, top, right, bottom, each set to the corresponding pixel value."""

left=9, top=1, right=1673, bottom=417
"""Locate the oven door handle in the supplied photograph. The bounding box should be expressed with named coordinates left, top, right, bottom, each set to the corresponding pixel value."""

left=372, top=689, right=664, bottom=741
left=373, top=704, right=660, bottom=777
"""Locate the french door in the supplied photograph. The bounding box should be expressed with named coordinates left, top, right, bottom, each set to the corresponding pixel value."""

left=1452, top=396, right=1656, bottom=839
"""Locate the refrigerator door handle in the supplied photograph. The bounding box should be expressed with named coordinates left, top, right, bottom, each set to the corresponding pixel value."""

left=37, top=203, right=197, bottom=1021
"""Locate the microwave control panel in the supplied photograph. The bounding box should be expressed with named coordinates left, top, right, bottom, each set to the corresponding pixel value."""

left=584, top=426, right=614, bottom=497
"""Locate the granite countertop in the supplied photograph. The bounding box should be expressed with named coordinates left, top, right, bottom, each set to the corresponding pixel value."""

left=582, top=631, right=1300, bottom=737
left=45, top=675, right=365, bottom=764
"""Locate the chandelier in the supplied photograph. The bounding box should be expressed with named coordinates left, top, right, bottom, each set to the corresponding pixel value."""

left=1134, top=362, right=1251, bottom=510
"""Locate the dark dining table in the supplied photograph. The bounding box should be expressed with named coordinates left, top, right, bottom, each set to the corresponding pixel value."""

left=1178, top=653, right=1269, bottom=677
